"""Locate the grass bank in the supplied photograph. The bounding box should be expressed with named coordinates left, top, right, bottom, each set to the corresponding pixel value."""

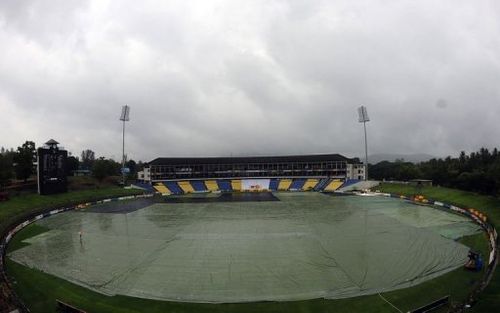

left=376, top=183, right=500, bottom=312
left=0, top=187, right=142, bottom=236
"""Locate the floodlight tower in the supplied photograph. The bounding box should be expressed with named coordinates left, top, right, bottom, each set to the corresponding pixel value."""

left=357, top=105, right=370, bottom=181
left=120, top=105, right=130, bottom=185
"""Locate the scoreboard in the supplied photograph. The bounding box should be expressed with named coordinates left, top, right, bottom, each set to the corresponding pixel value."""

left=37, top=141, right=68, bottom=195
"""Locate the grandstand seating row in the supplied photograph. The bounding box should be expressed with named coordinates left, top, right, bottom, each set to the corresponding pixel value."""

left=144, top=178, right=360, bottom=195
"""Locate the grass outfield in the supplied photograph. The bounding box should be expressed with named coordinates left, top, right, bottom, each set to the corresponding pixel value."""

left=2, top=186, right=494, bottom=313
left=0, top=187, right=142, bottom=234
left=375, top=183, right=500, bottom=312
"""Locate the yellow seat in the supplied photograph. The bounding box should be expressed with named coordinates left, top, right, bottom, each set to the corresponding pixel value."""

left=324, top=179, right=343, bottom=191
left=302, top=179, right=319, bottom=191
left=231, top=180, right=242, bottom=191
left=205, top=180, right=219, bottom=192
left=178, top=181, right=195, bottom=193
left=278, top=179, right=292, bottom=191
left=154, top=183, right=171, bottom=195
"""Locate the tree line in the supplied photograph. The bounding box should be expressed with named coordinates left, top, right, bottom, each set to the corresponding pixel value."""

left=0, top=141, right=141, bottom=189
left=369, top=147, right=500, bottom=195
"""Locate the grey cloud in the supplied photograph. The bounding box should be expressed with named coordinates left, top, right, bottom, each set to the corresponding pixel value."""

left=1, top=0, right=500, bottom=162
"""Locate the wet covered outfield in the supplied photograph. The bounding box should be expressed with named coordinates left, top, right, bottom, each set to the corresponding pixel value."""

left=8, top=192, right=480, bottom=303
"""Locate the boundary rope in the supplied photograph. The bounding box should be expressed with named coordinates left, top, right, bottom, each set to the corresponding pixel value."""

left=378, top=293, right=404, bottom=313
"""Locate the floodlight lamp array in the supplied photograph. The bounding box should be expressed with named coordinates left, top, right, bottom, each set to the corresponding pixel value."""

left=358, top=106, right=369, bottom=123
left=120, top=105, right=130, bottom=121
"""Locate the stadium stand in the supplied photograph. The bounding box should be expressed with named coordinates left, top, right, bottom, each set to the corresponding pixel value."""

left=217, top=180, right=233, bottom=192
left=204, top=180, right=219, bottom=192
left=231, top=180, right=242, bottom=191
left=178, top=181, right=195, bottom=193
left=152, top=178, right=354, bottom=194
left=164, top=181, right=184, bottom=194
left=314, top=178, right=331, bottom=191
left=289, top=179, right=306, bottom=191
left=302, top=179, right=319, bottom=191
left=191, top=181, right=208, bottom=192
left=153, top=183, right=170, bottom=194
left=144, top=154, right=364, bottom=181
left=269, top=179, right=279, bottom=191
left=337, top=179, right=378, bottom=192
left=340, top=179, right=361, bottom=189
left=278, top=179, right=292, bottom=191
left=324, top=179, right=343, bottom=192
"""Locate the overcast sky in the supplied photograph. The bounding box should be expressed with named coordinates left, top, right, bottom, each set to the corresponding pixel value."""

left=1, top=0, right=499, bottom=162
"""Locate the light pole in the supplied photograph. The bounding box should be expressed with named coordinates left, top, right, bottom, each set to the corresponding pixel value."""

left=357, top=105, right=370, bottom=181
left=119, top=105, right=130, bottom=185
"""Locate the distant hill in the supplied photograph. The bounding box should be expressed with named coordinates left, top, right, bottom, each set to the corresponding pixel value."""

left=367, top=153, right=435, bottom=164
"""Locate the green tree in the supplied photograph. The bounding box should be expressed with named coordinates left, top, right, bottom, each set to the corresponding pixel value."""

left=14, top=141, right=36, bottom=182
left=489, top=159, right=500, bottom=195
left=92, top=158, right=120, bottom=182
left=66, top=156, right=80, bottom=176
left=125, top=159, right=137, bottom=180
left=395, top=163, right=421, bottom=180
left=81, top=149, right=95, bottom=170
left=125, top=159, right=137, bottom=174
left=0, top=151, right=14, bottom=188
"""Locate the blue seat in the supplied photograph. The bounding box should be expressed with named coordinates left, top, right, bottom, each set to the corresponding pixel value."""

left=314, top=178, right=330, bottom=191
left=269, top=179, right=279, bottom=191
left=132, top=182, right=155, bottom=193
left=217, top=180, right=232, bottom=192
left=164, top=181, right=184, bottom=194
left=191, top=181, right=207, bottom=192
left=340, top=179, right=360, bottom=189
left=289, top=179, right=306, bottom=191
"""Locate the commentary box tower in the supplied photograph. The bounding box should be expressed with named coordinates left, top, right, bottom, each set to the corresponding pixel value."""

left=37, top=139, right=68, bottom=195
